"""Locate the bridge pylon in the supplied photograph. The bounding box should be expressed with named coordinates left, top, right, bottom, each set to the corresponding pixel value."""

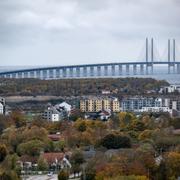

left=145, top=38, right=154, bottom=75
left=168, top=39, right=176, bottom=74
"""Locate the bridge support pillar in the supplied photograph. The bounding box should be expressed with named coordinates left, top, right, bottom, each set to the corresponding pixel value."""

left=104, top=66, right=108, bottom=76
left=90, top=67, right=94, bottom=77
left=18, top=72, right=23, bottom=78
left=62, top=68, right=67, bottom=78
left=42, top=70, right=47, bottom=79
left=83, top=67, right=87, bottom=77
left=151, top=64, right=154, bottom=74
left=168, top=64, right=170, bottom=74
left=133, top=65, right=137, bottom=75
left=36, top=70, right=41, bottom=79
left=24, top=72, right=28, bottom=78
left=49, top=70, right=54, bottom=79
left=12, top=73, right=16, bottom=78
left=177, top=64, right=180, bottom=74
left=76, top=67, right=80, bottom=77
left=111, top=65, right=115, bottom=76
left=118, top=65, right=122, bottom=76
left=140, top=64, right=144, bottom=75
left=126, top=65, right=129, bottom=75
left=69, top=68, right=73, bottom=77
left=146, top=64, right=153, bottom=75
left=56, top=69, right=60, bottom=78
left=168, top=64, right=175, bottom=74
left=97, top=66, right=101, bottom=76
left=6, top=74, right=10, bottom=78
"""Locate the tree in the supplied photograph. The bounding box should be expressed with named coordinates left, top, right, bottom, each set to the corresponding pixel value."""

left=138, top=130, right=153, bottom=141
left=100, top=134, right=131, bottom=149
left=74, top=119, right=87, bottom=132
left=0, top=144, right=7, bottom=162
left=17, top=140, right=45, bottom=156
left=119, top=112, right=135, bottom=129
left=71, top=150, right=84, bottom=174
left=165, top=152, right=180, bottom=178
left=128, top=120, right=146, bottom=131
left=37, top=156, right=48, bottom=171
left=71, top=150, right=84, bottom=165
left=58, top=170, right=69, bottom=180
left=0, top=170, right=19, bottom=180
left=10, top=111, right=26, bottom=128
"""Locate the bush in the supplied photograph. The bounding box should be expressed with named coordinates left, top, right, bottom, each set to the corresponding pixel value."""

left=58, top=170, right=69, bottom=180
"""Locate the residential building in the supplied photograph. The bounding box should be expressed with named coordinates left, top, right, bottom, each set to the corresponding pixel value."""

left=80, top=96, right=120, bottom=113
left=138, top=107, right=172, bottom=114
left=43, top=102, right=72, bottom=122
left=163, top=98, right=180, bottom=111
left=159, top=84, right=180, bottom=93
left=121, top=97, right=163, bottom=112
left=43, top=107, right=60, bottom=122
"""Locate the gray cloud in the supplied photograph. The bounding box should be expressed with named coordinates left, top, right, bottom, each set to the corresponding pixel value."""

left=0, top=0, right=180, bottom=66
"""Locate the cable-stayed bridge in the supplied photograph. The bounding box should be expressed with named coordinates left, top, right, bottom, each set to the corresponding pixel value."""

left=0, top=38, right=180, bottom=79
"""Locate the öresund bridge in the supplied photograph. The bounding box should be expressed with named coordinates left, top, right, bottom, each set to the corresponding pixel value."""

left=0, top=38, right=180, bottom=79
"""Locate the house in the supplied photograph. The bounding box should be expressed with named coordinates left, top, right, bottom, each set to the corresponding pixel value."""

left=42, top=152, right=72, bottom=169
left=84, top=110, right=111, bottom=120
left=43, top=107, right=61, bottom=122
left=58, top=102, right=72, bottom=112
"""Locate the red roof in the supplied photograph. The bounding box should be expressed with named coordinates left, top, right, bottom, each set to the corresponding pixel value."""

left=48, top=134, right=61, bottom=141
left=42, top=153, right=64, bottom=164
left=19, top=155, right=38, bottom=164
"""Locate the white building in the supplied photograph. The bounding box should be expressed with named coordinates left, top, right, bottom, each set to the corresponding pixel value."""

left=0, top=103, right=4, bottom=114
left=0, top=97, right=5, bottom=115
left=138, top=107, right=172, bottom=114
left=160, top=85, right=180, bottom=94
left=43, top=102, right=72, bottom=122
left=58, top=102, right=72, bottom=112
left=121, top=97, right=163, bottom=112
left=43, top=107, right=60, bottom=122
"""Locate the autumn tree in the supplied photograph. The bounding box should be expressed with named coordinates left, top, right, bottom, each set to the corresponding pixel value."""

left=165, top=152, right=180, bottom=178
left=58, top=170, right=69, bottom=180
left=0, top=144, right=7, bottom=162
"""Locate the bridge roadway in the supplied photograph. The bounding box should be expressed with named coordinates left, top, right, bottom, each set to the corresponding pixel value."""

left=0, top=61, right=180, bottom=79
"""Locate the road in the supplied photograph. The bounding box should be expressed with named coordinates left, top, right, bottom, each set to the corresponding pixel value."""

left=25, top=174, right=57, bottom=180
left=25, top=175, right=81, bottom=180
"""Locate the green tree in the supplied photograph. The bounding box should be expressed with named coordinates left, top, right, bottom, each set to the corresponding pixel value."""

left=37, top=156, right=48, bottom=171
left=17, top=140, right=45, bottom=156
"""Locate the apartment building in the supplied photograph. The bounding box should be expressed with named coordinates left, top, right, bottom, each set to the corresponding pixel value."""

left=121, top=97, right=163, bottom=112
left=80, top=97, right=120, bottom=113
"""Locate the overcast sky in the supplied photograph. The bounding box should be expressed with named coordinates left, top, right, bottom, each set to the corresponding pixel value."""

left=0, top=0, right=180, bottom=66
